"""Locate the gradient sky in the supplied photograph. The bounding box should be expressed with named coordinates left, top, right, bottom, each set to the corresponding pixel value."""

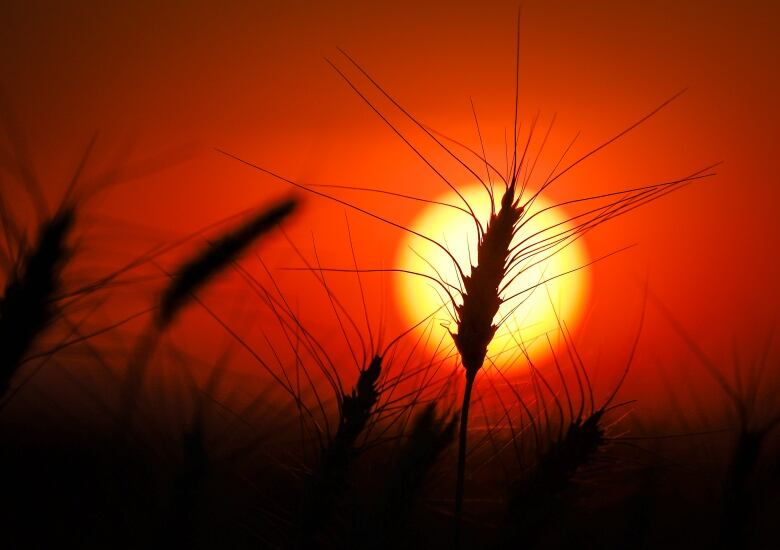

left=2, top=1, right=779, bottom=418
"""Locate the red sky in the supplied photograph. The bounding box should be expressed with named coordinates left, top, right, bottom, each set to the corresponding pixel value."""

left=2, top=0, right=779, bottom=421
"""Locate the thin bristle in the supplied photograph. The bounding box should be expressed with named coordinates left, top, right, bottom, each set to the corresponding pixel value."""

left=157, top=196, right=297, bottom=327
left=0, top=208, right=74, bottom=397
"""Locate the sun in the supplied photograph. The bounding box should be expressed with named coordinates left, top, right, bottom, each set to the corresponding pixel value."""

left=395, top=183, right=590, bottom=368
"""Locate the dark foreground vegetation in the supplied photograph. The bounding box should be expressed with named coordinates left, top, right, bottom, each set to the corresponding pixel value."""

left=0, top=171, right=778, bottom=550
left=1, top=46, right=778, bottom=548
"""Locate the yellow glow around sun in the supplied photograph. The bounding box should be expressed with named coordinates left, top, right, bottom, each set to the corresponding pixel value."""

left=396, top=183, right=590, bottom=367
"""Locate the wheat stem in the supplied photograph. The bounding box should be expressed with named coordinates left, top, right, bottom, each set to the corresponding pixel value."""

left=454, top=369, right=476, bottom=548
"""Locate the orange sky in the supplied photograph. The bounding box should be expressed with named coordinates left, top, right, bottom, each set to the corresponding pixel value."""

left=2, top=0, right=779, bottom=420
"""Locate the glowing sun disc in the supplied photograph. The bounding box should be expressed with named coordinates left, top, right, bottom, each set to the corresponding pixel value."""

left=395, top=184, right=590, bottom=368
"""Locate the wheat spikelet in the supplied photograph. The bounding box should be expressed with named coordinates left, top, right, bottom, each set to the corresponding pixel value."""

left=452, top=186, right=522, bottom=375
left=157, top=196, right=297, bottom=328
left=380, top=403, right=458, bottom=548
left=450, top=181, right=523, bottom=544
left=0, top=208, right=74, bottom=398
left=500, top=410, right=605, bottom=548
left=296, top=355, right=383, bottom=547
left=118, top=197, right=297, bottom=436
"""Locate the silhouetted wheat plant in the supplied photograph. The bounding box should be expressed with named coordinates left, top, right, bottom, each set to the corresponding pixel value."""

left=377, top=402, right=458, bottom=549
left=0, top=111, right=88, bottom=403
left=0, top=114, right=197, bottom=410
left=5, top=12, right=766, bottom=550
left=499, top=361, right=604, bottom=546
left=296, top=355, right=382, bottom=547
left=120, top=196, right=298, bottom=428
left=157, top=196, right=298, bottom=328
left=129, top=211, right=410, bottom=545
left=0, top=207, right=74, bottom=399
left=652, top=299, right=780, bottom=549
left=453, top=304, right=640, bottom=549
left=221, top=38, right=717, bottom=544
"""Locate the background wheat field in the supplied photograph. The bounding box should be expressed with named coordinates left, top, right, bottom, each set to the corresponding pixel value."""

left=1, top=1, right=779, bottom=549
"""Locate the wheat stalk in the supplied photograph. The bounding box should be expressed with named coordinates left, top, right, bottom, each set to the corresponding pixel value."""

left=451, top=181, right=523, bottom=543
left=296, top=355, right=382, bottom=548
